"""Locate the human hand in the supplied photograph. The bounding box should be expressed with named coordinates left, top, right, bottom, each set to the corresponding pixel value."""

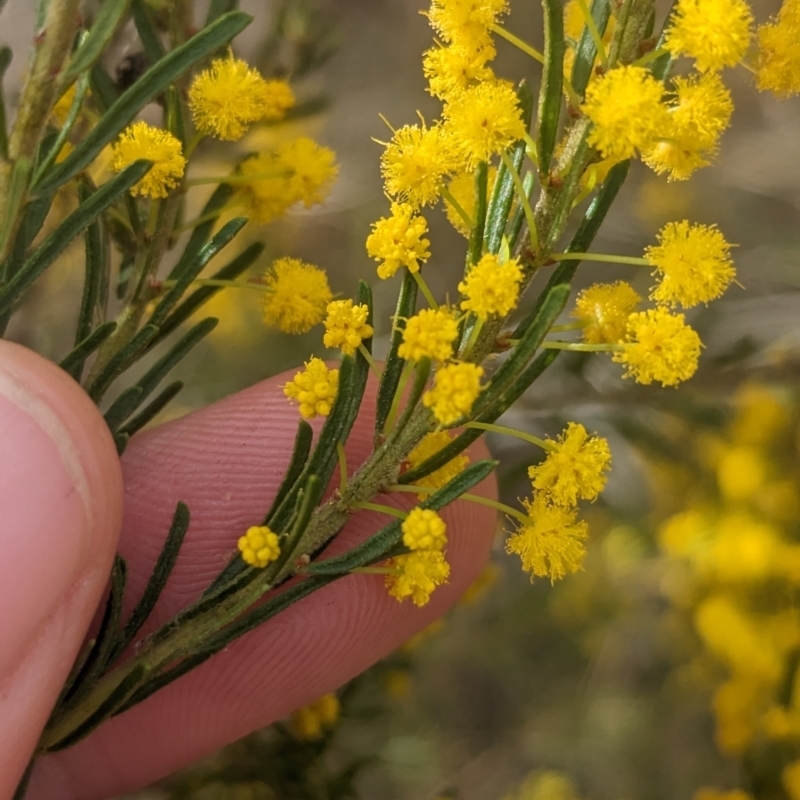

left=0, top=340, right=496, bottom=800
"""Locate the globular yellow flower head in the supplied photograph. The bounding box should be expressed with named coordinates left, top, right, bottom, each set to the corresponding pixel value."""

left=189, top=56, right=293, bottom=141
left=642, top=72, right=734, bottom=181
left=571, top=281, right=641, bottom=344
left=645, top=220, right=736, bottom=308
left=235, top=139, right=338, bottom=225
left=261, top=257, right=332, bottom=334
left=505, top=494, right=589, bottom=582
left=277, top=137, right=339, bottom=208
left=111, top=122, right=186, bottom=199
left=385, top=549, right=451, bottom=606
left=261, top=80, right=296, bottom=120
left=444, top=166, right=497, bottom=236
left=289, top=693, right=340, bottom=740
left=458, top=253, right=523, bottom=320
left=366, top=202, right=431, bottom=279
left=407, top=430, right=469, bottom=499
left=756, top=0, right=800, bottom=98
left=381, top=122, right=457, bottom=208
left=528, top=422, right=612, bottom=506
left=398, top=308, right=460, bottom=363
left=423, top=362, right=484, bottom=425
left=402, top=508, right=448, bottom=551
left=238, top=525, right=281, bottom=568
left=323, top=299, right=374, bottom=356
left=613, top=307, right=702, bottom=387
left=444, top=79, right=526, bottom=169
left=665, top=0, right=753, bottom=72
left=235, top=152, right=297, bottom=224
left=283, top=357, right=339, bottom=419
left=423, top=40, right=496, bottom=102
left=427, top=0, right=509, bottom=47
left=583, top=65, right=669, bottom=161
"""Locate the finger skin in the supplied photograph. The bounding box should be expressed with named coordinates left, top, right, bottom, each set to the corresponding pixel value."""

left=0, top=342, right=123, bottom=799
left=29, top=372, right=497, bottom=800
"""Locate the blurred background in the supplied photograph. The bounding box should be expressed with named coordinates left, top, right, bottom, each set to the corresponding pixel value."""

left=4, top=0, right=800, bottom=797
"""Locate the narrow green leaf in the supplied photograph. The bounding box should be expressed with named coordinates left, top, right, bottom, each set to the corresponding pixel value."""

left=203, top=419, right=314, bottom=598
left=46, top=664, right=146, bottom=752
left=0, top=161, right=151, bottom=317
left=118, top=380, right=184, bottom=437
left=538, top=0, right=565, bottom=176
left=104, top=386, right=145, bottom=432
left=35, top=12, right=252, bottom=194
left=168, top=183, right=236, bottom=280
left=570, top=0, right=611, bottom=97
left=389, top=357, right=430, bottom=435
left=375, top=270, right=417, bottom=436
left=113, top=502, right=190, bottom=660
left=197, top=576, right=335, bottom=663
left=131, top=0, right=166, bottom=63
left=269, top=356, right=359, bottom=532
left=309, top=459, right=498, bottom=575
left=471, top=283, right=570, bottom=415
left=60, top=321, right=117, bottom=378
left=59, top=556, right=127, bottom=711
left=89, top=62, right=119, bottom=110
left=398, top=352, right=558, bottom=485
left=265, top=420, right=315, bottom=528
left=111, top=316, right=218, bottom=424
left=484, top=81, right=533, bottom=255
left=0, top=188, right=57, bottom=291
left=87, top=323, right=160, bottom=403
left=73, top=183, right=110, bottom=353
left=117, top=576, right=334, bottom=715
left=154, top=242, right=263, bottom=345
left=512, top=158, right=630, bottom=339
left=148, top=217, right=247, bottom=329
left=506, top=172, right=535, bottom=251
left=63, top=0, right=131, bottom=83
left=466, top=161, right=488, bottom=267
left=399, top=284, right=569, bottom=488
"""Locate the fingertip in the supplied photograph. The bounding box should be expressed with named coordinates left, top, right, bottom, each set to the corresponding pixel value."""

left=0, top=342, right=123, bottom=795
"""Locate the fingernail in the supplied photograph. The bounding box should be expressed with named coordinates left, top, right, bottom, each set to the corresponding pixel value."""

left=0, top=380, right=93, bottom=679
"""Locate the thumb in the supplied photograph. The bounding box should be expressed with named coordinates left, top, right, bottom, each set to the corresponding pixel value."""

left=0, top=342, right=123, bottom=797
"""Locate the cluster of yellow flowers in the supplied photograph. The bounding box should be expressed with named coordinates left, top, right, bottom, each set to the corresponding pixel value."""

left=386, top=508, right=451, bottom=607
left=568, top=219, right=736, bottom=387
left=506, top=423, right=611, bottom=581
left=582, top=0, right=799, bottom=183
left=109, top=54, right=337, bottom=221
left=654, top=385, right=800, bottom=798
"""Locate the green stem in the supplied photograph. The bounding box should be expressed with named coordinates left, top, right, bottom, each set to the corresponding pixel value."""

left=464, top=421, right=555, bottom=451
left=575, top=0, right=608, bottom=67
left=551, top=251, right=648, bottom=266
left=501, top=151, right=538, bottom=253
left=358, top=343, right=383, bottom=379
left=460, top=316, right=484, bottom=361
left=441, top=185, right=473, bottom=231
left=351, top=501, right=407, bottom=520
left=542, top=340, right=623, bottom=352
left=412, top=270, right=438, bottom=309
left=632, top=46, right=668, bottom=67
left=384, top=360, right=414, bottom=434
left=491, top=24, right=545, bottom=63
left=388, top=484, right=530, bottom=525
